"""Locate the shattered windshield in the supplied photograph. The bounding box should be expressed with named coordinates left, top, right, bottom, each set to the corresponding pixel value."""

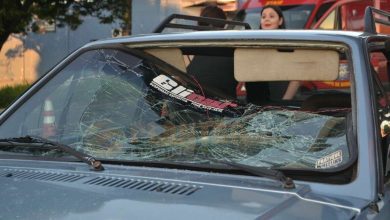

left=0, top=48, right=352, bottom=171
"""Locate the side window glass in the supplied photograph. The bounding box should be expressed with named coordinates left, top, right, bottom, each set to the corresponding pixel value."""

left=312, top=2, right=334, bottom=26
left=318, top=9, right=337, bottom=30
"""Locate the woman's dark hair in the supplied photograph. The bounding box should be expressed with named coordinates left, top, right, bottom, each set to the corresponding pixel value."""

left=198, top=5, right=227, bottom=28
left=260, top=5, right=286, bottom=29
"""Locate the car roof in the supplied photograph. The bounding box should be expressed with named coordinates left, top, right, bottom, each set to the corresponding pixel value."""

left=83, top=30, right=372, bottom=49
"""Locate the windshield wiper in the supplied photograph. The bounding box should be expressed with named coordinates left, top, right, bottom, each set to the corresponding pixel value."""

left=0, top=136, right=104, bottom=171
left=209, top=158, right=295, bottom=189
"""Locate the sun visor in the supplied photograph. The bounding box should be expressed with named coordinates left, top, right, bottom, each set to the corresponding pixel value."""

left=234, top=48, right=340, bottom=81
left=144, top=48, right=187, bottom=73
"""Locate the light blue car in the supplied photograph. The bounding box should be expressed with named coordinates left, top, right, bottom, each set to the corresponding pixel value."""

left=0, top=7, right=389, bottom=220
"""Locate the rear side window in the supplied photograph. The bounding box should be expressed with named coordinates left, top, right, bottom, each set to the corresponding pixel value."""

left=312, top=2, right=334, bottom=25
left=318, top=8, right=338, bottom=30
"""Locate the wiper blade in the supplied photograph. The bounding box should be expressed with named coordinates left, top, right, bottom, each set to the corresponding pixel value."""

left=210, top=159, right=295, bottom=189
left=0, top=136, right=104, bottom=171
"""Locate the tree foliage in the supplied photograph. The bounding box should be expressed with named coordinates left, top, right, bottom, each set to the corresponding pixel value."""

left=0, top=0, right=131, bottom=51
left=92, top=0, right=132, bottom=35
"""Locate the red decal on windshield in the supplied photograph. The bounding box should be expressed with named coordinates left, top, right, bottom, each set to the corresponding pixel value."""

left=150, top=74, right=237, bottom=112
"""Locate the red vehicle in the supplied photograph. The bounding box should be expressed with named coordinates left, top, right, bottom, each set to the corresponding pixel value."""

left=237, top=0, right=333, bottom=29
left=237, top=0, right=390, bottom=31
left=312, top=0, right=390, bottom=32
left=236, top=0, right=390, bottom=97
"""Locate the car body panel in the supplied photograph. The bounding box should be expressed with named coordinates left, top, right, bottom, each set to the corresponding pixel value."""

left=0, top=159, right=361, bottom=220
left=1, top=30, right=376, bottom=199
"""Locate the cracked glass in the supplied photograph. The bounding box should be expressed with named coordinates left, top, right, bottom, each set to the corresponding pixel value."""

left=0, top=48, right=352, bottom=171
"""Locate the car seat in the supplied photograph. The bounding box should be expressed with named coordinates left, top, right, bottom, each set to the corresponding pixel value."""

left=187, top=55, right=237, bottom=99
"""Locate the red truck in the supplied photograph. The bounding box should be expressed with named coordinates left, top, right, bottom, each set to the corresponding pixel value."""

left=236, top=0, right=390, bottom=96
left=238, top=0, right=390, bottom=31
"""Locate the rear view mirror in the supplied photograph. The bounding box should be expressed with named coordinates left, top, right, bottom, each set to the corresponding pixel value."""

left=234, top=48, right=340, bottom=81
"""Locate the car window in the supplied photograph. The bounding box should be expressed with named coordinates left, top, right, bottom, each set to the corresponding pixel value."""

left=311, top=2, right=334, bottom=27
left=0, top=49, right=155, bottom=143
left=0, top=46, right=354, bottom=173
left=318, top=8, right=338, bottom=30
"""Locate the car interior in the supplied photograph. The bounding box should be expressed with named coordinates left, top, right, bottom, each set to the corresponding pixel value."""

left=143, top=45, right=352, bottom=116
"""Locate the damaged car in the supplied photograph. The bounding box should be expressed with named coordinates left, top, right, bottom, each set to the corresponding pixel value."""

left=0, top=7, right=390, bottom=220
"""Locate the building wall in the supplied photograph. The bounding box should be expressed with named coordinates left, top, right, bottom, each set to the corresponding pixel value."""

left=0, top=35, right=40, bottom=88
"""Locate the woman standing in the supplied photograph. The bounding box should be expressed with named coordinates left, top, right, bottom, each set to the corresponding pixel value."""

left=259, top=5, right=300, bottom=100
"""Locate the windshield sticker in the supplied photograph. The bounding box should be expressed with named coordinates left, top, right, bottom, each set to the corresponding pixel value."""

left=315, top=150, right=343, bottom=169
left=150, top=74, right=237, bottom=112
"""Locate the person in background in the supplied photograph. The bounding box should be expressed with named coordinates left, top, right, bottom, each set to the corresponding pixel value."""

left=198, top=4, right=227, bottom=28
left=187, top=5, right=238, bottom=98
left=259, top=5, right=300, bottom=100
left=259, top=4, right=286, bottom=29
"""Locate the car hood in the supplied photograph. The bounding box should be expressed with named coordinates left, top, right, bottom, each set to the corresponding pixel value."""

left=0, top=161, right=361, bottom=220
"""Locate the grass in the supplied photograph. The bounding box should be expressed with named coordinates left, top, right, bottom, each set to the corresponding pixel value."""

left=0, top=83, right=31, bottom=108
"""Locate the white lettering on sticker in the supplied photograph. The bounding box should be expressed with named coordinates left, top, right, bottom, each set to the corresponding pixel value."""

left=150, top=74, right=237, bottom=112
left=315, top=150, right=343, bottom=169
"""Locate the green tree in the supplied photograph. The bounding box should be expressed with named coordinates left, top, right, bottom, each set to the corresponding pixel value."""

left=93, top=0, right=132, bottom=36
left=0, top=0, right=132, bottom=52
